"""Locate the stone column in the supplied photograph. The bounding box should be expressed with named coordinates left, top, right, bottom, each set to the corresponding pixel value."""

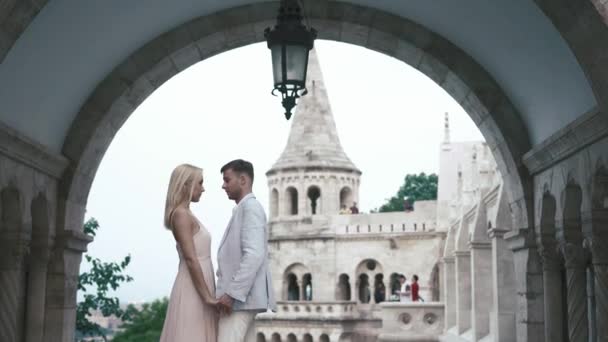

left=454, top=250, right=471, bottom=334
left=298, top=184, right=306, bottom=216
left=538, top=242, right=565, bottom=342
left=43, top=230, right=92, bottom=342
left=442, top=257, right=456, bottom=330
left=590, top=214, right=608, bottom=342
left=470, top=240, right=492, bottom=340
left=560, top=242, right=589, bottom=342
left=505, top=228, right=545, bottom=342
left=25, top=234, right=53, bottom=342
left=0, top=230, right=30, bottom=342
left=489, top=228, right=516, bottom=342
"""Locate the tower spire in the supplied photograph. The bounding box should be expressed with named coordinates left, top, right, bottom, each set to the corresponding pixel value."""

left=268, top=48, right=359, bottom=173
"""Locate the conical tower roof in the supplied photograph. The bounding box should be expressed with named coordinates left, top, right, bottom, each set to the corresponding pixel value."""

left=268, top=49, right=360, bottom=174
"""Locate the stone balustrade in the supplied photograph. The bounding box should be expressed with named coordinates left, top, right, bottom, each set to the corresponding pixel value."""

left=336, top=222, right=436, bottom=235
left=257, top=301, right=358, bottom=320
left=377, top=302, right=445, bottom=341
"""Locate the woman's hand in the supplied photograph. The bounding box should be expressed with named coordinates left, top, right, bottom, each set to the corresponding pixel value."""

left=205, top=298, right=219, bottom=306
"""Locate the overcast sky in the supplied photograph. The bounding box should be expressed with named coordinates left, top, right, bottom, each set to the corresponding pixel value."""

left=83, top=40, right=484, bottom=303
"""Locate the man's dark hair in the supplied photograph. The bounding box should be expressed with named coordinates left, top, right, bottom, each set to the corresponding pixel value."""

left=399, top=274, right=406, bottom=280
left=221, top=159, right=254, bottom=182
left=413, top=275, right=418, bottom=281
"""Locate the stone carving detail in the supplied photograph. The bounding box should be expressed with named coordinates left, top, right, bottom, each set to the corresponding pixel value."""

left=538, top=243, right=562, bottom=271
left=400, top=313, right=412, bottom=325
left=0, top=237, right=31, bottom=270
left=424, top=313, right=438, bottom=325
left=560, top=242, right=589, bottom=269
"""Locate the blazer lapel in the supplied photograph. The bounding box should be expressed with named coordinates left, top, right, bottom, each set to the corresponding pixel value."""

left=218, top=207, right=237, bottom=252
left=217, top=194, right=254, bottom=253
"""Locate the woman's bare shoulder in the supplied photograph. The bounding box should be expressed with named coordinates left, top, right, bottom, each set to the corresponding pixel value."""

left=171, top=207, right=192, bottom=230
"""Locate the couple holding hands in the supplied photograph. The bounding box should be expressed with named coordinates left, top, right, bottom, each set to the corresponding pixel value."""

left=160, top=159, right=275, bottom=342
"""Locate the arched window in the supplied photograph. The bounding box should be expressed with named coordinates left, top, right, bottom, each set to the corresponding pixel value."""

left=271, top=188, right=279, bottom=218
left=355, top=259, right=382, bottom=304
left=271, top=333, right=281, bottom=342
left=358, top=274, right=370, bottom=303
left=257, top=333, right=267, bottom=342
left=339, top=187, right=352, bottom=209
left=389, top=273, right=401, bottom=298
left=286, top=187, right=298, bottom=215
left=307, top=186, right=321, bottom=215
left=303, top=273, right=312, bottom=301
left=374, top=273, right=386, bottom=303
left=303, top=334, right=313, bottom=342
left=287, top=333, right=297, bottom=342
left=287, top=273, right=300, bottom=301
left=320, top=334, right=330, bottom=342
left=336, top=274, right=351, bottom=300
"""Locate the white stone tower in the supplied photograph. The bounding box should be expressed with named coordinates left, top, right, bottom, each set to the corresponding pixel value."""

left=266, top=49, right=361, bottom=222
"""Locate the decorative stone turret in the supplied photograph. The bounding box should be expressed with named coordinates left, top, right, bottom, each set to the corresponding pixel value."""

left=266, top=49, right=361, bottom=220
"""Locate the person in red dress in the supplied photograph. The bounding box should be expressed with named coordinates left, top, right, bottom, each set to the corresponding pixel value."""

left=411, top=275, right=420, bottom=302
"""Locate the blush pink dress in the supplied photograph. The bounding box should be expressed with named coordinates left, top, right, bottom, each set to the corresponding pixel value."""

left=160, top=219, right=218, bottom=342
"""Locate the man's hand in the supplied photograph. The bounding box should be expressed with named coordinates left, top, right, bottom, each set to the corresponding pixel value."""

left=217, top=294, right=234, bottom=316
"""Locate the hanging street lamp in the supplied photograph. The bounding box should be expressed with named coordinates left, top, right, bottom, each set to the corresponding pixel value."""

left=264, top=0, right=317, bottom=120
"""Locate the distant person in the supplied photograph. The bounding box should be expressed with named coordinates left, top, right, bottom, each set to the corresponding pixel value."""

left=411, top=274, right=420, bottom=302
left=396, top=274, right=411, bottom=302
left=160, top=164, right=218, bottom=342
left=404, top=197, right=414, bottom=212
left=350, top=202, right=359, bottom=214
left=339, top=204, right=351, bottom=215
left=374, top=282, right=386, bottom=303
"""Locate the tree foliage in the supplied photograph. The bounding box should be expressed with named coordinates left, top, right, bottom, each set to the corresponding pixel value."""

left=376, top=173, right=438, bottom=212
left=76, top=218, right=134, bottom=341
left=111, top=298, right=169, bottom=342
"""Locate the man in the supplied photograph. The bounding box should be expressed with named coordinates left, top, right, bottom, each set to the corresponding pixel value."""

left=396, top=274, right=411, bottom=302
left=216, top=159, right=276, bottom=341
left=349, top=201, right=359, bottom=214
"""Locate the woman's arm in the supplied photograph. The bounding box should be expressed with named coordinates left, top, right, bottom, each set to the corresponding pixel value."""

left=171, top=208, right=217, bottom=305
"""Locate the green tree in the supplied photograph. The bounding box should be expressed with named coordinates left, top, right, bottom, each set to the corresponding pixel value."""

left=376, top=173, right=438, bottom=212
left=76, top=218, right=134, bottom=341
left=112, top=298, right=169, bottom=342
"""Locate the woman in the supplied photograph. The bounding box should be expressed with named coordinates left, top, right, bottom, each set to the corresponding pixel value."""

left=160, top=164, right=218, bottom=341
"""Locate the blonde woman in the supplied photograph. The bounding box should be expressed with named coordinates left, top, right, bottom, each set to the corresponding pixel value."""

left=160, top=164, right=218, bottom=341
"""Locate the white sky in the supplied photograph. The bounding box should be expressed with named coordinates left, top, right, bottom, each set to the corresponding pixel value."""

left=83, top=40, right=484, bottom=303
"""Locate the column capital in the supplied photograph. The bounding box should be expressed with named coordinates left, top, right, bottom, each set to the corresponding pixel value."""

left=488, top=227, right=509, bottom=239
left=505, top=228, right=536, bottom=252
left=587, top=235, right=608, bottom=265
left=29, top=234, right=54, bottom=264
left=559, top=242, right=589, bottom=269
left=0, top=230, right=31, bottom=269
left=469, top=241, right=492, bottom=249
left=537, top=243, right=562, bottom=271
left=55, top=229, right=93, bottom=253
left=442, top=256, right=455, bottom=264
left=454, top=250, right=470, bottom=257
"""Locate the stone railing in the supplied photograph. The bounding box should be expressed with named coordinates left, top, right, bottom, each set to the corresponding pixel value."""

left=331, top=211, right=437, bottom=236
left=377, top=302, right=445, bottom=341
left=336, top=222, right=436, bottom=235
left=256, top=301, right=358, bottom=320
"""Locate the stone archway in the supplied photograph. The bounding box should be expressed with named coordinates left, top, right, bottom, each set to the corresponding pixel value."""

left=44, top=2, right=547, bottom=340
left=57, top=1, right=536, bottom=240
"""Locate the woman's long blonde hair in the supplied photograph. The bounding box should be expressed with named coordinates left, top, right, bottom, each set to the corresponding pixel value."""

left=164, top=164, right=202, bottom=229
